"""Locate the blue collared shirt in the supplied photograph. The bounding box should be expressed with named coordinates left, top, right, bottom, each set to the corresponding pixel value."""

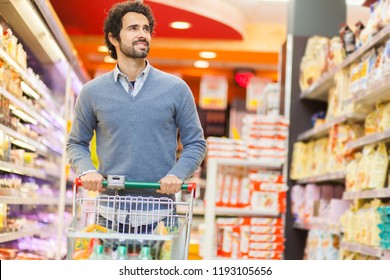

left=113, top=60, right=151, bottom=97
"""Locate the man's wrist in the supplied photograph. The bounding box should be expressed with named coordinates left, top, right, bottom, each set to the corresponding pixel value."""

left=79, top=170, right=98, bottom=177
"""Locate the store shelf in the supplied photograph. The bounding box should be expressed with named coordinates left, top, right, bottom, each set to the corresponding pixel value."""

left=0, top=48, right=64, bottom=129
left=299, top=72, right=335, bottom=101
left=211, top=158, right=284, bottom=169
left=0, top=85, right=50, bottom=128
left=343, top=188, right=390, bottom=200
left=293, top=221, right=311, bottom=230
left=345, top=129, right=390, bottom=151
left=0, top=160, right=46, bottom=179
left=296, top=171, right=345, bottom=184
left=0, top=123, right=50, bottom=156
left=300, top=24, right=390, bottom=101
left=0, top=196, right=73, bottom=205
left=215, top=207, right=279, bottom=217
left=294, top=221, right=342, bottom=235
left=351, top=76, right=390, bottom=108
left=0, top=227, right=41, bottom=243
left=297, top=113, right=365, bottom=141
left=340, top=242, right=384, bottom=258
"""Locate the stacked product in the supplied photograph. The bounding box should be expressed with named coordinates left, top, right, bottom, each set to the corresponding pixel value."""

left=290, top=121, right=364, bottom=180
left=291, top=184, right=349, bottom=260
left=340, top=199, right=382, bottom=248
left=299, top=0, right=390, bottom=92
left=215, top=170, right=286, bottom=214
left=291, top=184, right=346, bottom=226
left=305, top=229, right=340, bottom=260
left=216, top=217, right=284, bottom=260
left=377, top=206, right=390, bottom=250
left=240, top=115, right=288, bottom=162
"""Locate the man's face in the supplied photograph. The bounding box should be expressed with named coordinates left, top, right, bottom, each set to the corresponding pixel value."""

left=117, top=12, right=151, bottom=58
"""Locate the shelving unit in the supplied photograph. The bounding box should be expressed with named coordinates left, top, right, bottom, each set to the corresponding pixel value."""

left=297, top=113, right=365, bottom=142
left=340, top=242, right=385, bottom=259
left=293, top=221, right=342, bottom=235
left=203, top=157, right=284, bottom=260
left=0, top=0, right=86, bottom=260
left=299, top=24, right=390, bottom=101
left=289, top=21, right=390, bottom=260
left=0, top=227, right=42, bottom=243
left=296, top=171, right=345, bottom=184
left=0, top=196, right=73, bottom=205
left=343, top=189, right=390, bottom=200
left=346, top=129, right=390, bottom=151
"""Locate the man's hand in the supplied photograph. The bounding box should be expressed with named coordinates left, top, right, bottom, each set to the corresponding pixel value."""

left=79, top=172, right=105, bottom=192
left=157, top=175, right=183, bottom=195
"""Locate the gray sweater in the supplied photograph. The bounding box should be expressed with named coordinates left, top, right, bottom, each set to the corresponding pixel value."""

left=66, top=66, right=207, bottom=199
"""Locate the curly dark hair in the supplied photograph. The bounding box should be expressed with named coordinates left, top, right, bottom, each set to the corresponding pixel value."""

left=104, top=1, right=155, bottom=59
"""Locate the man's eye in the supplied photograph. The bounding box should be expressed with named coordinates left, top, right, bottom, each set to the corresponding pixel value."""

left=143, top=27, right=150, bottom=33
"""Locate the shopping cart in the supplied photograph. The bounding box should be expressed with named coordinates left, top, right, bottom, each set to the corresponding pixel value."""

left=66, top=175, right=196, bottom=260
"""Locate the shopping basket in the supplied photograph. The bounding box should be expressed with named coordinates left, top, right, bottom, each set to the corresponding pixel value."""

left=66, top=175, right=196, bottom=260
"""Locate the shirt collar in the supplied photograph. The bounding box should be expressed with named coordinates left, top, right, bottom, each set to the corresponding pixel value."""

left=114, top=60, right=151, bottom=83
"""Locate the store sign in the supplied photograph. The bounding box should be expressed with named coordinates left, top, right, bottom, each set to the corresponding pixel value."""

left=234, top=68, right=256, bottom=88
left=199, top=75, right=228, bottom=110
left=246, top=77, right=271, bottom=111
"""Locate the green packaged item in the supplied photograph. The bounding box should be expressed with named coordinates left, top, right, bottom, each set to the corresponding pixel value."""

left=380, top=240, right=390, bottom=250
left=378, top=223, right=390, bottom=232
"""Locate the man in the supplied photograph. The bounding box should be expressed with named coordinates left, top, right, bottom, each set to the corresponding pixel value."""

left=66, top=1, right=206, bottom=203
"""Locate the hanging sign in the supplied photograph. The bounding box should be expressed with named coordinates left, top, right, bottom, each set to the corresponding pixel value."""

left=246, top=77, right=271, bottom=111
left=199, top=75, right=228, bottom=110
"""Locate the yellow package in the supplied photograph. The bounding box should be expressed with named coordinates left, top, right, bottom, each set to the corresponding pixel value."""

left=364, top=110, right=379, bottom=135
left=368, top=143, right=389, bottom=189
left=74, top=224, right=108, bottom=251
left=345, top=156, right=360, bottom=192
left=290, top=142, right=308, bottom=180
left=356, top=145, right=376, bottom=190
left=378, top=102, right=390, bottom=132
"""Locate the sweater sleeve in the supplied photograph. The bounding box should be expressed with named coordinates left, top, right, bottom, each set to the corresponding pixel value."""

left=66, top=87, right=98, bottom=175
left=167, top=84, right=207, bottom=181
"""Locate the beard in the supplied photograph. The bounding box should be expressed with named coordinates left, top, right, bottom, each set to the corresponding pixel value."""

left=119, top=40, right=150, bottom=58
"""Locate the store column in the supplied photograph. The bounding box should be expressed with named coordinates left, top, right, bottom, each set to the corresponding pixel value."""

left=283, top=0, right=346, bottom=260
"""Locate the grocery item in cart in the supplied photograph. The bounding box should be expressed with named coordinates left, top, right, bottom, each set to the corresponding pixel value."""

left=67, top=176, right=196, bottom=260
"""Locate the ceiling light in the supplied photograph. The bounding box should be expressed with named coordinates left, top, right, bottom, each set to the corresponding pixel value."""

left=199, top=51, right=217, bottom=59
left=21, top=81, right=40, bottom=100
left=104, top=56, right=116, bottom=64
left=98, top=45, right=108, bottom=53
left=194, top=60, right=209, bottom=69
left=170, top=21, right=191, bottom=30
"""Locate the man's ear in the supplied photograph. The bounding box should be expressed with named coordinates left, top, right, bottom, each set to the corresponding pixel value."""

left=108, top=32, right=119, bottom=47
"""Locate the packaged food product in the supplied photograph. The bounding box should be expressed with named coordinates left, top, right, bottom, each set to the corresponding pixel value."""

left=339, top=24, right=355, bottom=56
left=367, top=143, right=389, bottom=189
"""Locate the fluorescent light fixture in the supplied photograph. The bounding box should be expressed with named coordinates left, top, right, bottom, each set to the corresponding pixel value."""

left=199, top=51, right=217, bottom=59
left=104, top=56, right=116, bottom=64
left=346, top=0, right=365, bottom=5
left=170, top=21, right=192, bottom=29
left=194, top=60, right=209, bottom=68
left=21, top=81, right=40, bottom=100
left=9, top=105, right=38, bottom=125
left=98, top=45, right=108, bottom=53
left=10, top=0, right=66, bottom=63
left=11, top=139, right=37, bottom=152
